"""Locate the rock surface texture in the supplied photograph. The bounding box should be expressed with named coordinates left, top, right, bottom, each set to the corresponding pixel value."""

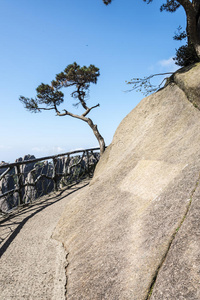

left=53, top=63, right=200, bottom=300
left=0, top=181, right=90, bottom=300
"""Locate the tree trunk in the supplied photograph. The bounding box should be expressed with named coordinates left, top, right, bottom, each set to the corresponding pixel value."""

left=196, top=8, right=200, bottom=57
left=87, top=118, right=106, bottom=156
left=56, top=109, right=106, bottom=156
left=188, top=12, right=200, bottom=58
left=179, top=0, right=200, bottom=59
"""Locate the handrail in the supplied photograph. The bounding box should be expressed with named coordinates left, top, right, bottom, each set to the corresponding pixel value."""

left=0, top=147, right=101, bottom=214
left=0, top=147, right=101, bottom=169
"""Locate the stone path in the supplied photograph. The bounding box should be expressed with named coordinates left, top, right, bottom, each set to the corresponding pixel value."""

left=0, top=180, right=89, bottom=300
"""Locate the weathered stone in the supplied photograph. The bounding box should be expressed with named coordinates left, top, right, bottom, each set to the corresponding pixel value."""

left=151, top=184, right=200, bottom=300
left=53, top=63, right=200, bottom=299
left=0, top=162, right=7, bottom=176
left=174, top=63, right=200, bottom=110
left=0, top=152, right=99, bottom=211
left=0, top=174, right=15, bottom=211
left=15, top=154, right=36, bottom=181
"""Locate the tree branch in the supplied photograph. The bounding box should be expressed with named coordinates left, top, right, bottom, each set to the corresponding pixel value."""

left=82, top=104, right=100, bottom=117
left=176, top=0, right=193, bottom=12
left=20, top=62, right=105, bottom=155
left=176, top=0, right=195, bottom=23
left=77, top=85, right=89, bottom=110
left=38, top=107, right=55, bottom=111
left=56, top=109, right=88, bottom=122
left=126, top=72, right=174, bottom=96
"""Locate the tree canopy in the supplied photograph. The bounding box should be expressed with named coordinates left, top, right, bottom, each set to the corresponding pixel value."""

left=20, top=63, right=106, bottom=155
left=103, top=0, right=200, bottom=67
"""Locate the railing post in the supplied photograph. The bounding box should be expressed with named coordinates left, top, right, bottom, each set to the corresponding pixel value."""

left=53, top=158, right=58, bottom=191
left=14, top=165, right=23, bottom=205
left=86, top=150, right=90, bottom=177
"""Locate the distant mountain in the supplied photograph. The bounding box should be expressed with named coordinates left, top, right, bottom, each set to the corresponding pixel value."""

left=0, top=152, right=99, bottom=213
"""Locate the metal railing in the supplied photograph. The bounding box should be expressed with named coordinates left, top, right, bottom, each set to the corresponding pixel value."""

left=0, top=147, right=100, bottom=214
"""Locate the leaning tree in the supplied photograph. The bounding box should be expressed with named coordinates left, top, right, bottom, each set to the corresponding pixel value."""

left=103, top=0, right=200, bottom=67
left=19, top=62, right=106, bottom=155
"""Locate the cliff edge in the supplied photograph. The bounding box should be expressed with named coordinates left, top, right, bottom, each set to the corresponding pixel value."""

left=53, top=63, right=200, bottom=299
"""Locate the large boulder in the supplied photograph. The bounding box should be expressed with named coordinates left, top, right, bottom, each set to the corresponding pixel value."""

left=173, top=63, right=200, bottom=110
left=53, top=63, right=200, bottom=299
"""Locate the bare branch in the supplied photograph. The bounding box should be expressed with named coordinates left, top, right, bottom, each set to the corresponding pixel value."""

left=126, top=72, right=174, bottom=96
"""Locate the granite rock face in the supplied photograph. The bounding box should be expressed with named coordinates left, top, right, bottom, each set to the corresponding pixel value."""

left=174, top=63, right=200, bottom=110
left=53, top=63, right=200, bottom=299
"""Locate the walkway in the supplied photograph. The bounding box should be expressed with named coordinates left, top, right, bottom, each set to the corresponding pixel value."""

left=0, top=180, right=89, bottom=300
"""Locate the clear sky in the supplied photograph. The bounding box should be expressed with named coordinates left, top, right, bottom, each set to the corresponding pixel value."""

left=0, top=0, right=185, bottom=162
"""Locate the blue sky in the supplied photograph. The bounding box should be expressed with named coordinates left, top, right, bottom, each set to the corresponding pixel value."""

left=0, top=0, right=185, bottom=162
